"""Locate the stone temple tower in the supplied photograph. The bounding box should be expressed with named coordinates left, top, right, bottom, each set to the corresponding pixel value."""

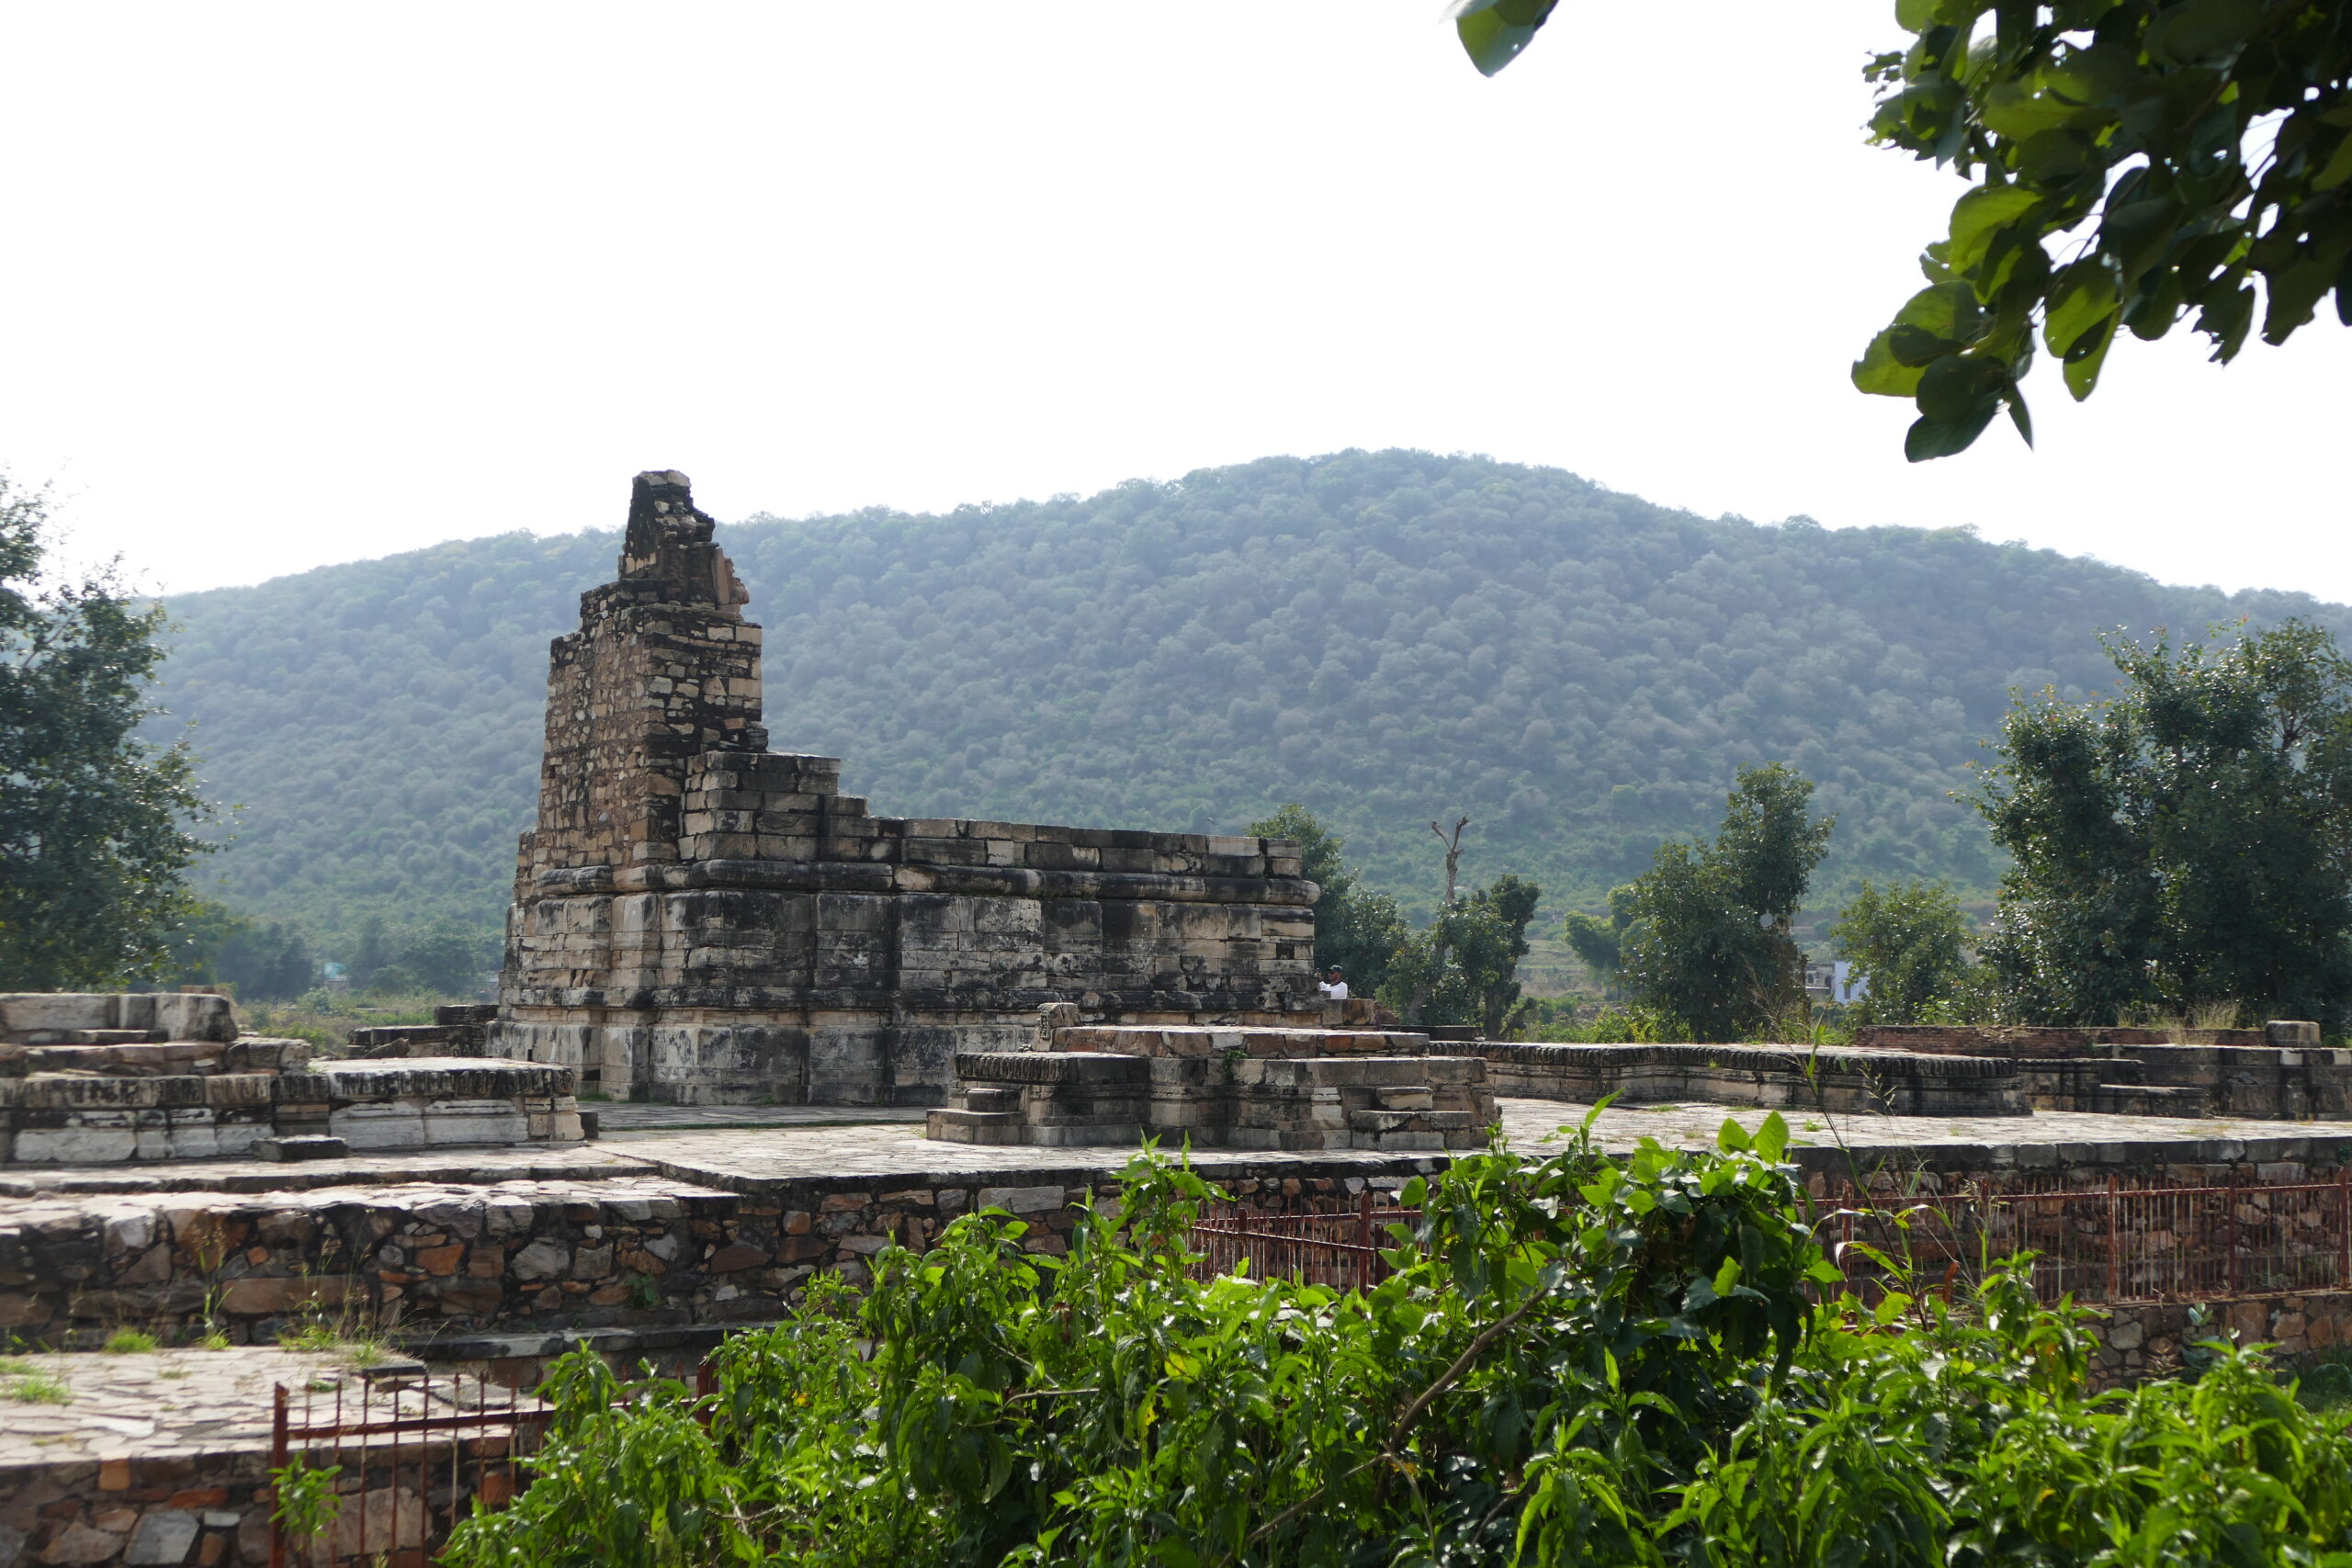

left=495, top=471, right=1320, bottom=1106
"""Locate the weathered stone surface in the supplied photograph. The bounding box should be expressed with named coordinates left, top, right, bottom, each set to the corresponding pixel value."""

left=491, top=474, right=1320, bottom=1109
left=125, top=1508, right=199, bottom=1565
left=933, top=1024, right=1498, bottom=1151
left=1445, top=1041, right=2026, bottom=1117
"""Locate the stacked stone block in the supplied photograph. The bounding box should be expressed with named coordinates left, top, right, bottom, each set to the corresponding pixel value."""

left=928, top=1022, right=1498, bottom=1152
left=1849, top=1021, right=2352, bottom=1118
left=1444, top=1041, right=2027, bottom=1116
left=496, top=472, right=1319, bottom=1107
left=1, top=995, right=581, bottom=1167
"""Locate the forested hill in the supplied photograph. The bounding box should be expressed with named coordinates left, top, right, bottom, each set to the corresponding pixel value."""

left=153, top=449, right=2350, bottom=953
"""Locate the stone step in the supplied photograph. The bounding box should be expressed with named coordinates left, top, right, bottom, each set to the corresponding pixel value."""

left=924, top=1109, right=1026, bottom=1145
left=960, top=1087, right=1023, bottom=1113
left=255, top=1135, right=349, bottom=1162
left=1372, top=1088, right=1435, bottom=1111
left=1345, top=1108, right=1478, bottom=1134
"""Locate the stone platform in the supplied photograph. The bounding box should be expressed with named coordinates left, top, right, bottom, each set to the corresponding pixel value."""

left=927, top=1023, right=1498, bottom=1151
left=1442, top=1041, right=2026, bottom=1116
left=2, top=1054, right=583, bottom=1167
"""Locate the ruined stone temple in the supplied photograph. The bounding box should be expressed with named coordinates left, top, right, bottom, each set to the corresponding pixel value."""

left=492, top=471, right=1320, bottom=1105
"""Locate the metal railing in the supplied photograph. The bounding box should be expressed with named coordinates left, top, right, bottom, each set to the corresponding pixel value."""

left=268, top=1369, right=550, bottom=1567
left=1826, top=1170, right=2352, bottom=1305
left=1188, top=1190, right=1419, bottom=1291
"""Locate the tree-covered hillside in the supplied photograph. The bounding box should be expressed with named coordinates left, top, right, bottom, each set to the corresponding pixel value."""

left=152, top=450, right=2351, bottom=961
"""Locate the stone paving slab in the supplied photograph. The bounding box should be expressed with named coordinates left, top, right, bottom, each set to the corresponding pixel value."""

left=0, top=1346, right=383, bottom=1466
left=592, top=1103, right=929, bottom=1132
left=0, top=1173, right=736, bottom=1246
left=7, top=1099, right=2352, bottom=1206
left=1510, top=1099, right=2352, bottom=1174
left=0, top=1144, right=645, bottom=1197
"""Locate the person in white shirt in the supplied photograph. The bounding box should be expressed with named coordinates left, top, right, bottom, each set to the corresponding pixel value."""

left=1317, top=967, right=1349, bottom=1000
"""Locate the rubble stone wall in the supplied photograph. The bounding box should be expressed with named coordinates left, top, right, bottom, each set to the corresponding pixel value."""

left=0, top=1164, right=1429, bottom=1350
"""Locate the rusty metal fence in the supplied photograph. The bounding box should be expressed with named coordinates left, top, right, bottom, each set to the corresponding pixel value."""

left=1825, top=1171, right=2352, bottom=1305
left=268, top=1368, right=550, bottom=1567
left=1186, top=1174, right=2352, bottom=1308
left=1188, top=1190, right=1420, bottom=1291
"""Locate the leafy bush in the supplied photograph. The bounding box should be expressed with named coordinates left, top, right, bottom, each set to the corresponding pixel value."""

left=446, top=1119, right=2352, bottom=1567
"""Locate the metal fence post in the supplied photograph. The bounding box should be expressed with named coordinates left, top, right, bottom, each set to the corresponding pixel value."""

left=2106, top=1176, right=2120, bottom=1302
left=269, top=1384, right=288, bottom=1568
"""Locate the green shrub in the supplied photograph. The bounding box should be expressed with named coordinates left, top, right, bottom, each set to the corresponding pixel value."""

left=446, top=1119, right=2352, bottom=1567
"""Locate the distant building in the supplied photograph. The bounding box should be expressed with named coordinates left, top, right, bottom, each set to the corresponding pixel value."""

left=1803, top=959, right=1868, bottom=1006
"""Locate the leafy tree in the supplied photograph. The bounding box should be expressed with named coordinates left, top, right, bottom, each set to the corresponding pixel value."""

left=1618, top=765, right=1835, bottom=1040
left=1452, top=5, right=2352, bottom=456
left=1383, top=874, right=1544, bottom=1032
left=0, top=477, right=215, bottom=989
left=398, top=923, right=489, bottom=997
left=1249, top=803, right=1408, bottom=997
left=353, top=914, right=391, bottom=985
left=1830, top=878, right=1980, bottom=1024
left=1978, top=618, right=2352, bottom=1026
left=1562, top=882, right=1637, bottom=985
left=158, top=902, right=320, bottom=998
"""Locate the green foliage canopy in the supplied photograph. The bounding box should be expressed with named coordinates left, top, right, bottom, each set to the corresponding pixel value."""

left=150, top=452, right=2348, bottom=944
left=1857, top=0, right=2352, bottom=458
left=1617, top=765, right=1835, bottom=1040
left=1452, top=5, right=2352, bottom=457
left=0, top=478, right=215, bottom=988
left=1830, top=877, right=1983, bottom=1024
left=1379, top=872, right=1544, bottom=1032
left=1979, top=617, right=2352, bottom=1026
left=444, top=1122, right=2352, bottom=1568
left=1247, top=802, right=1408, bottom=997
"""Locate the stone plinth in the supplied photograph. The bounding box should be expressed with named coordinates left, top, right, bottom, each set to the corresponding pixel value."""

left=494, top=473, right=1318, bottom=1108
left=1442, top=1041, right=2026, bottom=1117
left=1847, top=1023, right=2352, bottom=1119
left=0, top=991, right=234, bottom=1047
left=927, top=1023, right=1498, bottom=1152
left=0, top=996, right=583, bottom=1166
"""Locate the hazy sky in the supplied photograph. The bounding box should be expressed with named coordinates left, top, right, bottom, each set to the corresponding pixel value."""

left=4, top=4, right=2345, bottom=601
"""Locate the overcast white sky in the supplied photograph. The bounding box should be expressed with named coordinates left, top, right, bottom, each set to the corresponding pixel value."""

left=3, top=4, right=2344, bottom=601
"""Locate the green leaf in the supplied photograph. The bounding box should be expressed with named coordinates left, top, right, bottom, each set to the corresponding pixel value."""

left=1947, top=184, right=2042, bottom=277
left=2143, top=0, right=2262, bottom=65
left=1450, top=0, right=1560, bottom=77
left=1905, top=402, right=2001, bottom=460
left=1895, top=280, right=1982, bottom=340
left=1853, top=327, right=1928, bottom=398
left=1914, top=352, right=2009, bottom=423
left=2043, top=258, right=2120, bottom=355
left=1755, top=1110, right=1789, bottom=1162
left=1716, top=1117, right=1751, bottom=1152
left=2314, top=134, right=2352, bottom=193
left=1982, top=81, right=2090, bottom=140
left=2063, top=310, right=2117, bottom=399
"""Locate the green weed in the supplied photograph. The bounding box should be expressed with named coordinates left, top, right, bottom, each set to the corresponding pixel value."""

left=6, top=1371, right=71, bottom=1404
left=102, top=1328, right=158, bottom=1354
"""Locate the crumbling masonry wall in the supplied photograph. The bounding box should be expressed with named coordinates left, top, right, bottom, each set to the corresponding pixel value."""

left=494, top=473, right=1319, bottom=1106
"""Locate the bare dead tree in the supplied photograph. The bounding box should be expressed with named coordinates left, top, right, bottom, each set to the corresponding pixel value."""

left=1409, top=816, right=1473, bottom=1023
